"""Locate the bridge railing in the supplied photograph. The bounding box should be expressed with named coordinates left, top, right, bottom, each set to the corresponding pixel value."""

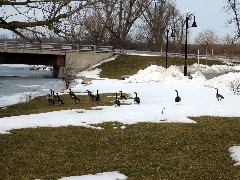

left=0, top=41, right=113, bottom=53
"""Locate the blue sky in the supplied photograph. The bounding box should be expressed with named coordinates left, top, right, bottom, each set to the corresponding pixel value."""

left=176, top=0, right=235, bottom=41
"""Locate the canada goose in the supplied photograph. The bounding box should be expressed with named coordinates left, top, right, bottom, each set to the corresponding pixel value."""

left=114, top=93, right=120, bottom=106
left=119, top=90, right=127, bottom=100
left=215, top=88, right=224, bottom=101
left=69, top=89, right=75, bottom=99
left=50, top=89, right=56, bottom=99
left=188, top=72, right=193, bottom=79
left=52, top=91, right=58, bottom=103
left=47, top=94, right=55, bottom=105
left=175, top=90, right=181, bottom=102
left=56, top=93, right=64, bottom=105
left=87, top=90, right=96, bottom=101
left=134, top=92, right=140, bottom=104
left=50, top=89, right=53, bottom=97
left=95, top=90, right=100, bottom=102
left=72, top=94, right=80, bottom=103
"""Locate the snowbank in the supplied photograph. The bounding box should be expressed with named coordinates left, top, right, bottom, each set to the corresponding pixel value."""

left=124, top=65, right=186, bottom=83
left=123, top=64, right=240, bottom=88
left=204, top=72, right=240, bottom=88
left=190, top=63, right=237, bottom=74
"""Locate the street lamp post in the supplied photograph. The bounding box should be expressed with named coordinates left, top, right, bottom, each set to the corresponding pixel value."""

left=166, top=28, right=174, bottom=69
left=184, top=14, right=197, bottom=76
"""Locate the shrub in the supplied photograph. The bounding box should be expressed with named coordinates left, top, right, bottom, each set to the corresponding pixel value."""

left=229, top=79, right=240, bottom=95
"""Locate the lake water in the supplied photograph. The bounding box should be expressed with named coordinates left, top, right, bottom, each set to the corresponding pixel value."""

left=0, top=64, right=65, bottom=107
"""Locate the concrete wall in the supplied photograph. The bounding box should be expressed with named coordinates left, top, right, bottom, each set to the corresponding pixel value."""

left=59, top=51, right=113, bottom=77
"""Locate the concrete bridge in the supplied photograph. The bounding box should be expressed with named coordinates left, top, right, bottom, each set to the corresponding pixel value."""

left=0, top=41, right=113, bottom=77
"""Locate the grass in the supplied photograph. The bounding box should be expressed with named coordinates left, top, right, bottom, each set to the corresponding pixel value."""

left=98, top=55, right=226, bottom=79
left=231, top=61, right=240, bottom=65
left=0, top=54, right=239, bottom=179
left=1, top=117, right=240, bottom=179
left=0, top=93, right=121, bottom=118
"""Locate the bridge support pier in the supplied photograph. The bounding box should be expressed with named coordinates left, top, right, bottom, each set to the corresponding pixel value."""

left=53, top=65, right=60, bottom=77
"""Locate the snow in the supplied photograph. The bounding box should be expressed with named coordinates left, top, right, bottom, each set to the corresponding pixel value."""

left=190, top=63, right=237, bottom=74
left=78, top=68, right=102, bottom=79
left=229, top=146, right=240, bottom=166
left=123, top=65, right=205, bottom=83
left=205, top=72, right=240, bottom=88
left=0, top=64, right=31, bottom=67
left=1, top=55, right=240, bottom=179
left=59, top=172, right=127, bottom=180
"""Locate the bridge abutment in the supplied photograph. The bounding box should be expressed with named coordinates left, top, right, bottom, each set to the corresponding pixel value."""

left=58, top=51, right=113, bottom=78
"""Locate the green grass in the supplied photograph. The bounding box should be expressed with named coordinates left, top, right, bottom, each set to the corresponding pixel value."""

left=0, top=54, right=239, bottom=179
left=98, top=55, right=226, bottom=79
left=1, top=117, right=240, bottom=179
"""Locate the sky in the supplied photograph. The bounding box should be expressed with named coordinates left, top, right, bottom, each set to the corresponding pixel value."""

left=1, top=54, right=240, bottom=179
left=1, top=0, right=236, bottom=42
left=175, top=0, right=235, bottom=41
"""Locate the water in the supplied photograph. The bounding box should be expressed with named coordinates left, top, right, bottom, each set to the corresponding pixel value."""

left=0, top=64, right=65, bottom=107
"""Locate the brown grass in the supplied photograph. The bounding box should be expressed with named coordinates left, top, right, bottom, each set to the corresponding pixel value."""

left=1, top=117, right=240, bottom=179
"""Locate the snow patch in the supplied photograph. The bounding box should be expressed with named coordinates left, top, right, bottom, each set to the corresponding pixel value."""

left=59, top=171, right=127, bottom=180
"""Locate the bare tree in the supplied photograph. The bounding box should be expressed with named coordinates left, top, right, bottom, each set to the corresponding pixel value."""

left=142, top=0, right=166, bottom=50
left=89, top=0, right=145, bottom=48
left=195, top=28, right=220, bottom=45
left=229, top=78, right=240, bottom=95
left=0, top=0, right=97, bottom=42
left=141, top=0, right=184, bottom=51
left=195, top=29, right=220, bottom=57
left=224, top=0, right=240, bottom=40
left=0, top=32, right=10, bottom=39
left=79, top=7, right=107, bottom=45
left=168, top=5, right=185, bottom=52
left=222, top=33, right=234, bottom=44
left=60, top=61, right=78, bottom=90
left=0, top=0, right=186, bottom=51
left=222, top=33, right=238, bottom=57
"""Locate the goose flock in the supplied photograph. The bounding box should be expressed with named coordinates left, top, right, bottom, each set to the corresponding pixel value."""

left=47, top=87, right=224, bottom=106
left=47, top=89, right=140, bottom=106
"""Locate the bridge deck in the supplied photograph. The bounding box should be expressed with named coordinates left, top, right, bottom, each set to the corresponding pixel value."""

left=0, top=41, right=113, bottom=55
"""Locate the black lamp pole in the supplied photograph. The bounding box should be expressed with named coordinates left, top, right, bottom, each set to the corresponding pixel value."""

left=166, top=29, right=169, bottom=69
left=184, top=14, right=197, bottom=76
left=184, top=16, right=189, bottom=76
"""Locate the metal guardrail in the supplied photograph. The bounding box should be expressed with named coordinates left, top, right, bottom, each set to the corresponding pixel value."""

left=0, top=41, right=113, bottom=53
left=115, top=49, right=240, bottom=62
